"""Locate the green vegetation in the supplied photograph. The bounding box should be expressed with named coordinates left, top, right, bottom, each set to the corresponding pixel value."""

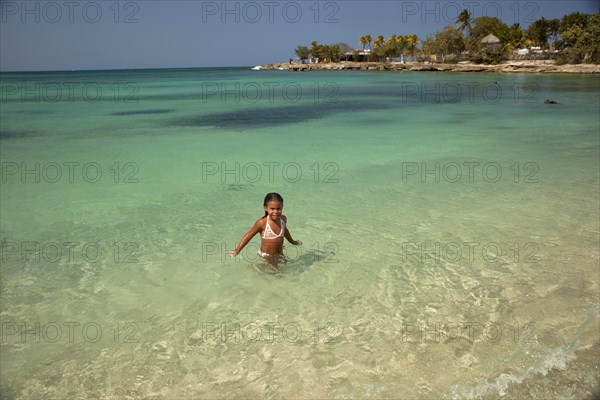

left=555, top=12, right=600, bottom=64
left=295, top=10, right=599, bottom=65
left=422, top=27, right=465, bottom=63
left=293, top=41, right=347, bottom=63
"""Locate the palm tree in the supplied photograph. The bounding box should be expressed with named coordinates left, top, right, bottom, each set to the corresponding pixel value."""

left=405, top=34, right=420, bottom=59
left=295, top=46, right=310, bottom=64
left=456, top=9, right=472, bottom=37
left=358, top=35, right=373, bottom=61
left=507, top=23, right=524, bottom=53
left=372, top=35, right=385, bottom=61
left=324, top=45, right=341, bottom=62
left=365, top=34, right=372, bottom=51
left=310, top=41, right=321, bottom=62
left=359, top=36, right=368, bottom=51
left=395, top=34, right=407, bottom=61
left=384, top=34, right=399, bottom=60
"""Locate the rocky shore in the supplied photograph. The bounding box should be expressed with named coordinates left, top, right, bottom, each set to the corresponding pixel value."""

left=259, top=61, right=600, bottom=74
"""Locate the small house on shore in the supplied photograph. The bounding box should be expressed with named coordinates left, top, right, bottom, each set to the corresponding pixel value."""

left=481, top=34, right=501, bottom=52
left=344, top=49, right=371, bottom=62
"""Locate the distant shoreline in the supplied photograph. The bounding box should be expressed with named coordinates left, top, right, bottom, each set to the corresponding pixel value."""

left=259, top=61, right=600, bottom=74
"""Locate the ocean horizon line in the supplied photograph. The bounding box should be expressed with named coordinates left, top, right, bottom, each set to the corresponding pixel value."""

left=0, top=65, right=256, bottom=74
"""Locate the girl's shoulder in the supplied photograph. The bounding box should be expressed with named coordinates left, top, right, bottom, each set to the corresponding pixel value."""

left=256, top=216, right=268, bottom=227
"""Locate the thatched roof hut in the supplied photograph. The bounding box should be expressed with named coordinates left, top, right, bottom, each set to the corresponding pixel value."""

left=481, top=34, right=501, bottom=53
left=481, top=34, right=500, bottom=44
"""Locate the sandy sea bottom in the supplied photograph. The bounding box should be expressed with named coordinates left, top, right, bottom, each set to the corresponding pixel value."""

left=0, top=68, right=599, bottom=398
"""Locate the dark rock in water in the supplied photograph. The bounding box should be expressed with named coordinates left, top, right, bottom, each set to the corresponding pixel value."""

left=110, top=109, right=174, bottom=116
left=544, top=99, right=558, bottom=104
left=228, top=184, right=248, bottom=191
left=0, top=130, right=34, bottom=139
left=171, top=102, right=388, bottom=130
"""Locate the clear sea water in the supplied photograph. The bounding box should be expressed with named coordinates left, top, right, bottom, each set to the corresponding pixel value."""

left=1, top=67, right=598, bottom=399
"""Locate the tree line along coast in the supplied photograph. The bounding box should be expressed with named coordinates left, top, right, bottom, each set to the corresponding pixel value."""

left=283, top=10, right=599, bottom=70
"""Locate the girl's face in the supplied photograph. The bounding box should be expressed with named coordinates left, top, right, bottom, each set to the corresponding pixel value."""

left=264, top=201, right=283, bottom=220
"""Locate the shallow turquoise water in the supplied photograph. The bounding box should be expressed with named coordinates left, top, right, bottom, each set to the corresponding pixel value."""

left=1, top=68, right=599, bottom=398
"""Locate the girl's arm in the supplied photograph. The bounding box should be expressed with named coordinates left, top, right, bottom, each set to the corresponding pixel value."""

left=283, top=217, right=301, bottom=246
left=230, top=219, right=262, bottom=257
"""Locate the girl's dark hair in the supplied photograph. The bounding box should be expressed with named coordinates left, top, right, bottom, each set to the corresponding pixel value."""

left=263, top=192, right=284, bottom=217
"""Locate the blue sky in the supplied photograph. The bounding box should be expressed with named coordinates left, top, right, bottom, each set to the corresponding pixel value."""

left=1, top=0, right=597, bottom=71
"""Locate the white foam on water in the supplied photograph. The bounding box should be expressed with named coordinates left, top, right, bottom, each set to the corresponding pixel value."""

left=448, top=344, right=577, bottom=399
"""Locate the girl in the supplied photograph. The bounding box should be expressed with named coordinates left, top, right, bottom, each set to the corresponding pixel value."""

left=230, top=193, right=301, bottom=263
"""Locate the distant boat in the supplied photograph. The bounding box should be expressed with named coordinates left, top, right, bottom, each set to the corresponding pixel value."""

left=251, top=66, right=261, bottom=70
